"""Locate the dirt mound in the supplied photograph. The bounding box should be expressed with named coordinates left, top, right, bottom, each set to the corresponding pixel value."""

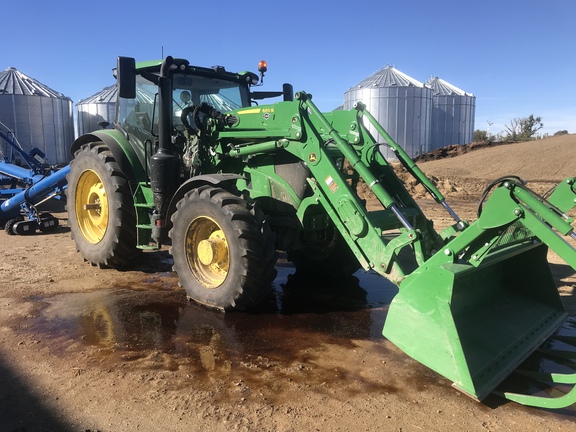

left=413, top=141, right=511, bottom=162
left=419, top=134, right=576, bottom=180
left=414, top=134, right=576, bottom=199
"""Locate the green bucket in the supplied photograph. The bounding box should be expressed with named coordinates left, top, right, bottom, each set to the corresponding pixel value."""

left=383, top=242, right=567, bottom=400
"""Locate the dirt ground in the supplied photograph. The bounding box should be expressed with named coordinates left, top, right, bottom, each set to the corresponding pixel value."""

left=1, top=135, right=575, bottom=431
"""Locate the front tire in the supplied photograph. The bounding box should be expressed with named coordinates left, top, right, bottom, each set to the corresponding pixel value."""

left=67, top=142, right=140, bottom=268
left=170, top=185, right=277, bottom=310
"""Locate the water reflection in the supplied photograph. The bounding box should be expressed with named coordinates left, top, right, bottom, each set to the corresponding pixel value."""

left=32, top=266, right=397, bottom=370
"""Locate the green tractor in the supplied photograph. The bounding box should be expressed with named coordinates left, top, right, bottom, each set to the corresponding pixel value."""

left=67, top=56, right=576, bottom=408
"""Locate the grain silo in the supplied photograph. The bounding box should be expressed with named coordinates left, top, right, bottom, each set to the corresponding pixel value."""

left=344, top=66, right=432, bottom=160
left=426, top=77, right=475, bottom=149
left=76, top=84, right=117, bottom=136
left=0, top=67, right=74, bottom=165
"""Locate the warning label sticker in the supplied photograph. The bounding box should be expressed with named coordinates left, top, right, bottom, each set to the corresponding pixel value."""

left=325, top=176, right=338, bottom=193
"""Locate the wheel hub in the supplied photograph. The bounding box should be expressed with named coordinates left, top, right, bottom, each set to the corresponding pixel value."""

left=186, top=219, right=230, bottom=289
left=197, top=231, right=228, bottom=266
left=86, top=183, right=106, bottom=225
left=75, top=169, right=109, bottom=244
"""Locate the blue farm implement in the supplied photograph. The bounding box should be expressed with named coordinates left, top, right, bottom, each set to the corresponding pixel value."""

left=0, top=122, right=69, bottom=234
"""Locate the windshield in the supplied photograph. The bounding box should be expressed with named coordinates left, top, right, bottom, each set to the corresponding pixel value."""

left=117, top=72, right=249, bottom=133
left=173, top=73, right=247, bottom=115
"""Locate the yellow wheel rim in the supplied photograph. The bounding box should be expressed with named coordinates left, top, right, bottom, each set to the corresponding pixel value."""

left=186, top=216, right=229, bottom=289
left=75, top=169, right=109, bottom=244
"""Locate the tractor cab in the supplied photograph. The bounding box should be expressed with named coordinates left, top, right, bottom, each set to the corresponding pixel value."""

left=115, top=57, right=291, bottom=137
left=115, top=59, right=253, bottom=158
left=114, top=57, right=292, bottom=179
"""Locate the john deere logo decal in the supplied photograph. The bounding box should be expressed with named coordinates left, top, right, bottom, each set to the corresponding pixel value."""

left=308, top=153, right=317, bottom=163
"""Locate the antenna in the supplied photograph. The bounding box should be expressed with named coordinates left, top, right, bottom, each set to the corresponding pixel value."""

left=161, top=46, right=164, bottom=59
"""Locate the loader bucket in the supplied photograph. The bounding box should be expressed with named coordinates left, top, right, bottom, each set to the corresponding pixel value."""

left=383, top=241, right=568, bottom=401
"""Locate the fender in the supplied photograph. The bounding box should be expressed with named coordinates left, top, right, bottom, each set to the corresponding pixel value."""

left=70, top=129, right=146, bottom=183
left=166, top=173, right=245, bottom=229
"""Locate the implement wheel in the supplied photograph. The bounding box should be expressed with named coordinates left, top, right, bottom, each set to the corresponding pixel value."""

left=170, top=185, right=277, bottom=310
left=67, top=142, right=140, bottom=268
left=4, top=216, right=23, bottom=235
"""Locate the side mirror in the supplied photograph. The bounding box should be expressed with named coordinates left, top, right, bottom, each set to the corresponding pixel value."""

left=117, top=56, right=136, bottom=99
left=282, top=83, right=294, bottom=102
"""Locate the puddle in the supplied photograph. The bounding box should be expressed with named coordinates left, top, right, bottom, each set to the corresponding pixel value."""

left=494, top=316, right=576, bottom=414
left=24, top=265, right=401, bottom=398
left=30, top=266, right=397, bottom=347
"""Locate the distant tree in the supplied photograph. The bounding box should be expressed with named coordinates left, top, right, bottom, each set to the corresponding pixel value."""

left=554, top=130, right=569, bottom=136
left=494, top=132, right=506, bottom=142
left=473, top=129, right=488, bottom=142
left=505, top=114, right=543, bottom=141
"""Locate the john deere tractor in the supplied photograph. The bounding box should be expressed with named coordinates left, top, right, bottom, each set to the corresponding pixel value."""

left=67, top=56, right=576, bottom=408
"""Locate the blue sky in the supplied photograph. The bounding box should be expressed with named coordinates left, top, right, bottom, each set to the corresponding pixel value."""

left=1, top=0, right=574, bottom=137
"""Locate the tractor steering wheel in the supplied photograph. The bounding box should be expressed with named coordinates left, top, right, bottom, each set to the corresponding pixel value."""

left=181, top=103, right=234, bottom=132
left=180, top=105, right=199, bottom=131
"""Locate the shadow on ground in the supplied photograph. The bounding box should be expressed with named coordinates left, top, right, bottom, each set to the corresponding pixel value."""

left=0, top=353, right=73, bottom=431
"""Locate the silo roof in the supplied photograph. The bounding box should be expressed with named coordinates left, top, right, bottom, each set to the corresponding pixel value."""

left=0, top=67, right=70, bottom=99
left=425, top=77, right=473, bottom=97
left=77, top=84, right=117, bottom=105
left=351, top=65, right=425, bottom=89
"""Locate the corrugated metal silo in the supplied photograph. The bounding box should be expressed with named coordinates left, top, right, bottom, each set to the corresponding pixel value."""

left=0, top=67, right=74, bottom=165
left=344, top=66, right=432, bottom=160
left=426, top=77, right=475, bottom=149
left=76, top=84, right=117, bottom=136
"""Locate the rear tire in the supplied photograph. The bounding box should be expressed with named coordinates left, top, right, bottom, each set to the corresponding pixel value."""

left=170, top=185, right=277, bottom=310
left=66, top=142, right=140, bottom=268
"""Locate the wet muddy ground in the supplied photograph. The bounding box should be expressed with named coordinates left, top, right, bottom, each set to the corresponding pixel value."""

left=23, top=265, right=400, bottom=402
left=25, top=265, right=576, bottom=411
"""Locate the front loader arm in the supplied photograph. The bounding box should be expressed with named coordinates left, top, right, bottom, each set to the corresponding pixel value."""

left=548, top=177, right=576, bottom=214
left=217, top=93, right=447, bottom=281
left=414, top=177, right=576, bottom=272
left=464, top=179, right=575, bottom=270
left=480, top=180, right=576, bottom=269
left=356, top=102, right=466, bottom=230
